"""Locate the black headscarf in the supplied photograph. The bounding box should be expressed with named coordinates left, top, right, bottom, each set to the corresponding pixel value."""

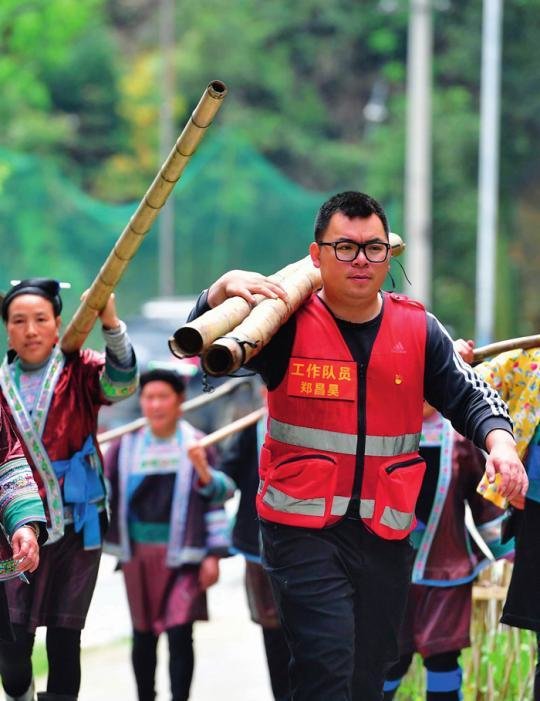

left=1, top=278, right=63, bottom=321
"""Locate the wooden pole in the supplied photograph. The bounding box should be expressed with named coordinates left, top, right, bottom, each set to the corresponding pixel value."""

left=169, top=233, right=406, bottom=361
left=61, top=80, right=227, bottom=353
left=97, top=376, right=249, bottom=445
left=197, top=407, right=266, bottom=448
left=472, top=334, right=540, bottom=363
left=169, top=257, right=310, bottom=358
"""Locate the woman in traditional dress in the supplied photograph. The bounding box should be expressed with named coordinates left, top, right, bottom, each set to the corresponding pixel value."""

left=219, top=390, right=291, bottom=701
left=472, top=345, right=540, bottom=698
left=383, top=404, right=511, bottom=700
left=104, top=368, right=233, bottom=701
left=0, top=278, right=138, bottom=701
left=0, top=393, right=47, bottom=645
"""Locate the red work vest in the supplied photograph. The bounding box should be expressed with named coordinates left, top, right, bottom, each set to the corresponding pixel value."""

left=257, top=293, right=427, bottom=540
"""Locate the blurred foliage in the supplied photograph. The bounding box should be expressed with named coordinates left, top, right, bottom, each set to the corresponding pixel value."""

left=397, top=626, right=535, bottom=700
left=0, top=132, right=325, bottom=321
left=0, top=0, right=539, bottom=339
left=0, top=0, right=122, bottom=180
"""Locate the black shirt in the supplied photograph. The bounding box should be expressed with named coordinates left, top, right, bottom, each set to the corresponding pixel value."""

left=188, top=291, right=512, bottom=452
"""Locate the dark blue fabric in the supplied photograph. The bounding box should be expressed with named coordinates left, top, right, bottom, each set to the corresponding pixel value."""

left=220, top=422, right=261, bottom=557
left=53, top=435, right=104, bottom=549
left=526, top=441, right=540, bottom=503
left=262, top=626, right=292, bottom=701
left=426, top=668, right=462, bottom=692
left=501, top=497, right=540, bottom=632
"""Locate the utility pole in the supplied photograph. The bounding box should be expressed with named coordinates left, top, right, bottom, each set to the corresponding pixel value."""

left=475, top=0, right=503, bottom=345
left=404, top=0, right=433, bottom=306
left=158, top=0, right=175, bottom=297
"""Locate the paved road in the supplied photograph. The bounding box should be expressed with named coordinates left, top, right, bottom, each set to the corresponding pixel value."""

left=37, top=554, right=275, bottom=700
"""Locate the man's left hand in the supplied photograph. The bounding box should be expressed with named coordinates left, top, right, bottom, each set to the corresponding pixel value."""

left=485, top=429, right=529, bottom=502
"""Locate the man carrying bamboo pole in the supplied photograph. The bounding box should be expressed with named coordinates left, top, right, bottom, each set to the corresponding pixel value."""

left=0, top=278, right=138, bottom=701
left=185, top=190, right=528, bottom=701
left=103, top=367, right=234, bottom=701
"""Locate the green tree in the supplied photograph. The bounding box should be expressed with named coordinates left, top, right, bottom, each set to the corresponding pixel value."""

left=2, top=0, right=540, bottom=338
left=0, top=0, right=126, bottom=189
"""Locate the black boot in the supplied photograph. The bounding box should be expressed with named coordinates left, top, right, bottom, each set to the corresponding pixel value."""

left=36, top=694, right=77, bottom=701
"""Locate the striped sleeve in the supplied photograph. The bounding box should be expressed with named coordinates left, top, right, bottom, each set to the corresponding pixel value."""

left=0, top=457, right=47, bottom=537
left=100, top=321, right=139, bottom=403
left=424, top=313, right=512, bottom=449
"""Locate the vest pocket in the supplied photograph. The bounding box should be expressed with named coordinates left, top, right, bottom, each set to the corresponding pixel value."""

left=259, top=449, right=338, bottom=519
left=371, top=455, right=425, bottom=540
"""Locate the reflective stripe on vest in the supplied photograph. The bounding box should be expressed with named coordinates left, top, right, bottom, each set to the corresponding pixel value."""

left=262, top=488, right=413, bottom=531
left=262, top=485, right=350, bottom=518
left=360, top=499, right=374, bottom=519
left=364, top=433, right=421, bottom=456
left=361, top=499, right=413, bottom=531
left=269, top=418, right=420, bottom=457
left=380, top=506, right=415, bottom=531
left=269, top=418, right=357, bottom=455
left=331, top=496, right=349, bottom=516
left=263, top=484, right=325, bottom=516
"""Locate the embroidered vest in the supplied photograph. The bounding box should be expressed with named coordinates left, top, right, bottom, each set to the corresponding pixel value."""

left=113, top=420, right=201, bottom=567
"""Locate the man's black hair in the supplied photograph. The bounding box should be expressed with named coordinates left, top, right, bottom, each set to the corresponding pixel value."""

left=139, top=368, right=186, bottom=395
left=314, top=191, right=389, bottom=241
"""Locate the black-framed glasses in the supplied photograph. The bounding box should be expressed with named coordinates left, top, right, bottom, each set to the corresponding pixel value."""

left=318, top=240, right=391, bottom=263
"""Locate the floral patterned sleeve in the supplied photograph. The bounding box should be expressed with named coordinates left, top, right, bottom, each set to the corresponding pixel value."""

left=475, top=348, right=540, bottom=459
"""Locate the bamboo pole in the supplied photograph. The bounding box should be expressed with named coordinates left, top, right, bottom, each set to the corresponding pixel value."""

left=500, top=647, right=516, bottom=701
left=97, top=375, right=249, bottom=445
left=177, top=234, right=406, bottom=376
left=202, top=257, right=321, bottom=376
left=169, top=233, right=405, bottom=360
left=197, top=406, right=266, bottom=448
left=202, top=235, right=405, bottom=376
left=61, top=80, right=228, bottom=354
left=169, top=257, right=310, bottom=358
left=472, top=334, right=540, bottom=364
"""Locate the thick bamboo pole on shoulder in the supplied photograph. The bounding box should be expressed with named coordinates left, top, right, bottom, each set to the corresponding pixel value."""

left=472, top=334, right=540, bottom=364
left=199, top=233, right=406, bottom=376
left=168, top=257, right=310, bottom=358
left=61, top=80, right=227, bottom=354
left=169, top=233, right=405, bottom=361
left=202, top=257, right=321, bottom=376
